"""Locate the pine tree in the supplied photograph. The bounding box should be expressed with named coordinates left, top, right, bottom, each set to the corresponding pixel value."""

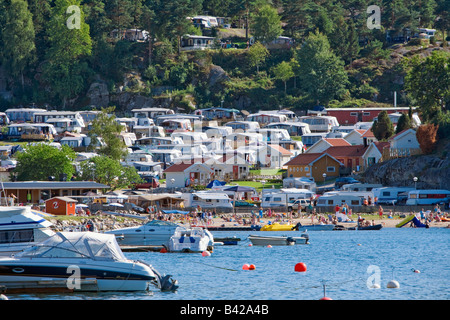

left=372, top=110, right=395, bottom=141
left=395, top=112, right=412, bottom=134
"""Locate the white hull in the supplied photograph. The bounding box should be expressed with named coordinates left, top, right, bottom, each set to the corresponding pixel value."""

left=248, top=234, right=309, bottom=246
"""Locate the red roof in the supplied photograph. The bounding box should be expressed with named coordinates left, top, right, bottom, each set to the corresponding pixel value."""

left=163, top=162, right=196, bottom=173
left=323, top=138, right=351, bottom=147
left=325, top=145, right=368, bottom=157
left=284, top=153, right=341, bottom=166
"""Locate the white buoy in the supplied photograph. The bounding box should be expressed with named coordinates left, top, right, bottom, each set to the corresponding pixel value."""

left=387, top=280, right=400, bottom=288
left=370, top=283, right=381, bottom=289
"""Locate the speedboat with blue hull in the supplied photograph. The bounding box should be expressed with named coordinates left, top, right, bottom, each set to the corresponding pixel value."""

left=0, top=206, right=55, bottom=257
left=0, top=232, right=178, bottom=292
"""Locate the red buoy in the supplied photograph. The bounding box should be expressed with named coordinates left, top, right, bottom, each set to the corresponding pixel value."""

left=249, top=264, right=256, bottom=270
left=295, top=262, right=307, bottom=272
left=160, top=247, right=167, bottom=253
left=242, top=264, right=250, bottom=270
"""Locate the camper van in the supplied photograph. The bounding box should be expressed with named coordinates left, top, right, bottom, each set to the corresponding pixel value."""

left=405, top=190, right=450, bottom=206
left=372, top=187, right=415, bottom=205
left=261, top=188, right=315, bottom=208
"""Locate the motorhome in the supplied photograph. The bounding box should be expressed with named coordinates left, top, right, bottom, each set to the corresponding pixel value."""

left=405, top=190, right=450, bottom=206
left=283, top=177, right=317, bottom=192
left=261, top=188, right=315, bottom=208
left=372, top=187, right=415, bottom=205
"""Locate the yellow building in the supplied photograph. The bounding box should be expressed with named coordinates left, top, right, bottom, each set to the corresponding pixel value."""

left=285, top=153, right=341, bottom=182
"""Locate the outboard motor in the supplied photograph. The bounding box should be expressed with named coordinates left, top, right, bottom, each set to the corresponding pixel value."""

left=152, top=267, right=179, bottom=292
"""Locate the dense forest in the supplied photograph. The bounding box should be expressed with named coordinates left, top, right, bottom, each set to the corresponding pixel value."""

left=0, top=0, right=449, bottom=116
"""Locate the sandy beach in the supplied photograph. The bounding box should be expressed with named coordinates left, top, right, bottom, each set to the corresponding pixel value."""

left=177, top=214, right=450, bottom=229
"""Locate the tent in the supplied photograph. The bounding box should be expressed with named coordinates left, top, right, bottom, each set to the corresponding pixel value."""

left=206, top=180, right=226, bottom=188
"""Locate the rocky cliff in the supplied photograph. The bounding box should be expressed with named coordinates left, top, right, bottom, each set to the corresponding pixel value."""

left=360, top=140, right=450, bottom=190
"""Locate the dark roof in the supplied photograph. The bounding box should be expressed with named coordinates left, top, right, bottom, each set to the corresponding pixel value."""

left=1, top=181, right=110, bottom=190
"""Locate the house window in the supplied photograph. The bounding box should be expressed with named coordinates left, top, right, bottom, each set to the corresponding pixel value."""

left=304, top=167, right=309, bottom=171
left=327, top=166, right=335, bottom=172
left=350, top=112, right=358, bottom=116
left=363, top=112, right=371, bottom=116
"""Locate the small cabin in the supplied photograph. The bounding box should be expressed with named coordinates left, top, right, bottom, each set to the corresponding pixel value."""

left=45, top=196, right=77, bottom=215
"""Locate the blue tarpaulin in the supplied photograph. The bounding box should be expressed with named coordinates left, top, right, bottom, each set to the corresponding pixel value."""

left=206, top=180, right=226, bottom=188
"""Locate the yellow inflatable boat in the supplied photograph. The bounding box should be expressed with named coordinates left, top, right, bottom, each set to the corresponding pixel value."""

left=261, top=223, right=295, bottom=231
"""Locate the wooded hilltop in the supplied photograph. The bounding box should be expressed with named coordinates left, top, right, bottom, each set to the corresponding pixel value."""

left=0, top=0, right=449, bottom=124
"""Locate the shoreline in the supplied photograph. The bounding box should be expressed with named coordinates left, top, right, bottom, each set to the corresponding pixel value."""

left=47, top=211, right=450, bottom=232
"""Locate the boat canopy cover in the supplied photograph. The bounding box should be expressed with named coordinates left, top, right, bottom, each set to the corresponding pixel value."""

left=16, top=232, right=128, bottom=261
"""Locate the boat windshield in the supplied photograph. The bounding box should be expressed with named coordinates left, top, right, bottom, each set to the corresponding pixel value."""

left=16, top=232, right=127, bottom=261
left=144, top=220, right=179, bottom=227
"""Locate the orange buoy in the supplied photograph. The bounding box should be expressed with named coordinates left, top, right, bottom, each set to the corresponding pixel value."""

left=160, top=247, right=167, bottom=253
left=267, top=245, right=272, bottom=248
left=202, top=251, right=211, bottom=257
left=320, top=297, right=332, bottom=300
left=294, top=262, right=307, bottom=272
left=249, top=264, right=256, bottom=270
left=242, top=264, right=250, bottom=270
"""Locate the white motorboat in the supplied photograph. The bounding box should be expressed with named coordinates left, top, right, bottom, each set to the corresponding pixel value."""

left=168, top=227, right=214, bottom=253
left=248, top=233, right=309, bottom=246
left=0, top=232, right=178, bottom=292
left=105, top=219, right=181, bottom=247
left=105, top=219, right=215, bottom=252
left=0, top=206, right=55, bottom=257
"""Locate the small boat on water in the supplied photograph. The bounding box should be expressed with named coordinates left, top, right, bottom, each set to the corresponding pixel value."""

left=248, top=233, right=309, bottom=246
left=168, top=227, right=214, bottom=253
left=0, top=206, right=55, bottom=257
left=260, top=223, right=295, bottom=231
left=0, top=231, right=178, bottom=292
left=292, top=222, right=336, bottom=231
left=105, top=219, right=214, bottom=253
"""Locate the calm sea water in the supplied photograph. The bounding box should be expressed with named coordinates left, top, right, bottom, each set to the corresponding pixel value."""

left=6, top=227, right=450, bottom=301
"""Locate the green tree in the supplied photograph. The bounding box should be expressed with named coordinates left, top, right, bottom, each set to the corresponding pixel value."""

left=42, top=0, right=93, bottom=107
left=372, top=110, right=395, bottom=141
left=296, top=30, right=349, bottom=104
left=79, top=156, right=142, bottom=190
left=0, top=0, right=36, bottom=88
left=247, top=41, right=269, bottom=73
left=404, top=50, right=450, bottom=122
left=14, top=143, right=76, bottom=181
left=252, top=4, right=283, bottom=43
left=395, top=112, right=412, bottom=133
left=271, top=61, right=294, bottom=94
left=88, top=106, right=128, bottom=161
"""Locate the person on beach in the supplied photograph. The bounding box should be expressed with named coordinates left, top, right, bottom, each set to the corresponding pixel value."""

left=378, top=205, right=383, bottom=218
